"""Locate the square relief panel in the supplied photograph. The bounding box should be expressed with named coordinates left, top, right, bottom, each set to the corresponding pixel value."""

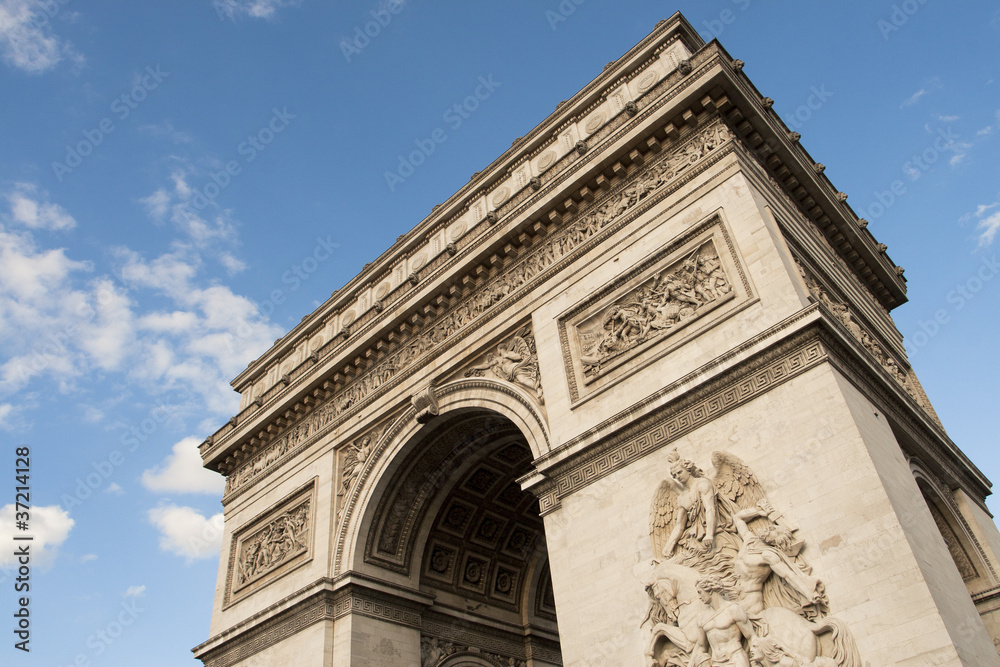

left=558, top=214, right=752, bottom=403
left=225, top=479, right=316, bottom=606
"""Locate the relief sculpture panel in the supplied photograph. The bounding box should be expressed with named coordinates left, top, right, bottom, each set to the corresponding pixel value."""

left=226, top=482, right=315, bottom=604
left=559, top=217, right=750, bottom=402
left=642, top=450, right=860, bottom=667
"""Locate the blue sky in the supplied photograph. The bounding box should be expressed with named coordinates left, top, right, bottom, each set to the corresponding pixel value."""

left=0, top=1, right=997, bottom=665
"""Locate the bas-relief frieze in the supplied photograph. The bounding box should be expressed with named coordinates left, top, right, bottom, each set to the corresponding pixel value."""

left=642, top=449, right=860, bottom=667
left=558, top=216, right=750, bottom=403
left=226, top=483, right=314, bottom=604
left=795, top=259, right=933, bottom=419
left=219, top=119, right=735, bottom=500
left=577, top=241, right=732, bottom=378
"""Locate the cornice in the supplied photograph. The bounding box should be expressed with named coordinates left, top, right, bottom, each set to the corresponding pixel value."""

left=230, top=13, right=705, bottom=391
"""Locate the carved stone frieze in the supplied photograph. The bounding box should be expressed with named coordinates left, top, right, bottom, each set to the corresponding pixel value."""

left=463, top=324, right=544, bottom=404
left=559, top=216, right=750, bottom=402
left=643, top=449, right=860, bottom=666
left=795, top=259, right=936, bottom=419
left=577, top=240, right=732, bottom=380
left=226, top=483, right=314, bottom=604
left=219, top=119, right=735, bottom=497
left=420, top=636, right=525, bottom=667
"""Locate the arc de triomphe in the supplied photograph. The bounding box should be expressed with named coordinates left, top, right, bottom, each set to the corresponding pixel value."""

left=193, top=14, right=1000, bottom=666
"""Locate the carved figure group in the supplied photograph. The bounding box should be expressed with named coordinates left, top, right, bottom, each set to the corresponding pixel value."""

left=236, top=501, right=309, bottom=586
left=465, top=326, right=544, bottom=403
left=643, top=450, right=860, bottom=667
left=580, top=244, right=731, bottom=377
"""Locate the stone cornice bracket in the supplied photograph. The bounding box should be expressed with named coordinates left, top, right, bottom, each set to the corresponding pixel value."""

left=412, top=384, right=439, bottom=424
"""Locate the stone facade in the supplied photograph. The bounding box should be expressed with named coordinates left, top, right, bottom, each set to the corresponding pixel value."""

left=194, top=13, right=1000, bottom=666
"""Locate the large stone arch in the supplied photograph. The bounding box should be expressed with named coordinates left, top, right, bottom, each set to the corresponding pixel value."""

left=336, top=378, right=551, bottom=578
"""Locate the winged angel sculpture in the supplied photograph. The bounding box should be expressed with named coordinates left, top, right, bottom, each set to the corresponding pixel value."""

left=642, top=450, right=860, bottom=667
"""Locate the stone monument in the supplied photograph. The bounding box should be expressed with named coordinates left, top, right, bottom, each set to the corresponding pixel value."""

left=193, top=13, right=1000, bottom=666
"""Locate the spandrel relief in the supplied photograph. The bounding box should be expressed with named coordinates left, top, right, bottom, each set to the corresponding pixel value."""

left=642, top=450, right=860, bottom=667
left=463, top=324, right=544, bottom=404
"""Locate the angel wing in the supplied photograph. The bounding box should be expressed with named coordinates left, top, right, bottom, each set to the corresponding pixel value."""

left=710, top=451, right=766, bottom=513
left=649, top=479, right=679, bottom=558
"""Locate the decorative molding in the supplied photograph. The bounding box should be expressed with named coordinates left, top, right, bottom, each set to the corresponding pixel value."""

left=334, top=379, right=550, bottom=576
left=198, top=595, right=331, bottom=667
left=537, top=329, right=826, bottom=515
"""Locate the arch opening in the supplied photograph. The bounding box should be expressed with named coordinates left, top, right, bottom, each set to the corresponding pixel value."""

left=362, top=408, right=563, bottom=666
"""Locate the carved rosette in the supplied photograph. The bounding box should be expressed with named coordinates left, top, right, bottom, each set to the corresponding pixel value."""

left=462, top=324, right=544, bottom=404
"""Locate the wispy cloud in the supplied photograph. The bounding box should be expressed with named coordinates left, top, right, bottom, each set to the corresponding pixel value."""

left=212, top=0, right=302, bottom=21
left=0, top=0, right=79, bottom=73
left=123, top=585, right=146, bottom=598
left=901, top=78, right=942, bottom=108
left=961, top=200, right=1000, bottom=246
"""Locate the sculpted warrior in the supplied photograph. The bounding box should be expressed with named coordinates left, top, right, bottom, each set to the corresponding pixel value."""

left=693, top=576, right=755, bottom=667
left=733, top=504, right=828, bottom=620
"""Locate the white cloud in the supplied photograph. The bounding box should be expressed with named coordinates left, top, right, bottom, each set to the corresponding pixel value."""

left=978, top=209, right=1000, bottom=246
left=218, top=251, right=247, bottom=275
left=977, top=126, right=994, bottom=136
left=900, top=78, right=942, bottom=108
left=123, top=585, right=146, bottom=598
left=141, top=437, right=224, bottom=495
left=0, top=0, right=76, bottom=73
left=0, top=504, right=73, bottom=566
left=5, top=183, right=76, bottom=230
left=80, top=553, right=97, bottom=562
left=104, top=482, right=124, bottom=495
left=0, top=184, right=280, bottom=421
left=935, top=114, right=959, bottom=122
left=213, top=0, right=302, bottom=21
left=148, top=505, right=224, bottom=560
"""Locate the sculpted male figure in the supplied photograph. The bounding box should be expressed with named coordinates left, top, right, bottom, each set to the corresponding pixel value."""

left=732, top=503, right=827, bottom=619
left=693, top=576, right=755, bottom=667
